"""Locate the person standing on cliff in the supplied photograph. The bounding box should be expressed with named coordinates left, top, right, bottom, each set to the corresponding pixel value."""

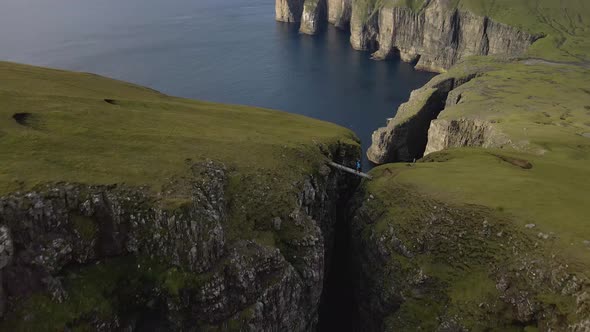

left=356, top=159, right=362, bottom=173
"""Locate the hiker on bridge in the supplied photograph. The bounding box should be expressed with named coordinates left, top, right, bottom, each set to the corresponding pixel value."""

left=327, top=161, right=372, bottom=180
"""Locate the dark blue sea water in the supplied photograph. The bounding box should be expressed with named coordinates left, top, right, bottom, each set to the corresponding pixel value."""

left=0, top=0, right=434, bottom=168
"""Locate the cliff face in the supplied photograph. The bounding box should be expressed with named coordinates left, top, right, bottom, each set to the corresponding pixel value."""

left=370, top=0, right=539, bottom=72
left=300, top=0, right=326, bottom=35
left=367, top=72, right=480, bottom=164
left=424, top=118, right=509, bottom=156
left=284, top=0, right=352, bottom=34
left=278, top=0, right=538, bottom=72
left=350, top=1, right=379, bottom=51
left=0, top=146, right=360, bottom=331
left=327, top=0, right=352, bottom=28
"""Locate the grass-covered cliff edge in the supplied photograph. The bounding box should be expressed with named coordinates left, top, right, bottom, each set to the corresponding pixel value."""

left=359, top=59, right=590, bottom=330
left=278, top=0, right=590, bottom=330
left=0, top=61, right=362, bottom=331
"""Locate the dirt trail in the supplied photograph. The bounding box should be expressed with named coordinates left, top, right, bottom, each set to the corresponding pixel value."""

left=521, top=58, right=590, bottom=69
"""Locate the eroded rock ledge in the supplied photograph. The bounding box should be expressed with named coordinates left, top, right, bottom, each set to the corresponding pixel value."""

left=367, top=71, right=505, bottom=164
left=276, top=0, right=539, bottom=72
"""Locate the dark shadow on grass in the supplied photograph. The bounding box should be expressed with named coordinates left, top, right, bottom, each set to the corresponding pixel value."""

left=491, top=153, right=533, bottom=169
left=12, top=113, right=33, bottom=126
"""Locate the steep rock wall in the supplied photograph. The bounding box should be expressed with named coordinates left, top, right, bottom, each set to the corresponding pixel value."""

left=0, top=144, right=360, bottom=330
left=300, top=0, right=326, bottom=35
left=424, top=118, right=509, bottom=156
left=350, top=1, right=379, bottom=50
left=327, top=0, right=352, bottom=28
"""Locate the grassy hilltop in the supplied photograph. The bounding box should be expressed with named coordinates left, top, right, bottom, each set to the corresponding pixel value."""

left=0, top=61, right=357, bottom=196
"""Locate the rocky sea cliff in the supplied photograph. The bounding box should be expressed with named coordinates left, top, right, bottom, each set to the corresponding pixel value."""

left=276, top=0, right=538, bottom=72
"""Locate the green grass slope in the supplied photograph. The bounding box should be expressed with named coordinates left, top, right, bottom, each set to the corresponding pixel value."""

left=457, top=0, right=590, bottom=62
left=357, top=166, right=589, bottom=330
left=399, top=57, right=590, bottom=268
left=359, top=58, right=590, bottom=327
left=0, top=61, right=357, bottom=196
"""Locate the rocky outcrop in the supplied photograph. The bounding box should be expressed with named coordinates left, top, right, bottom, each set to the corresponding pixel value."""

left=424, top=118, right=509, bottom=156
left=367, top=73, right=478, bottom=164
left=327, top=0, right=352, bottom=28
left=0, top=143, right=361, bottom=331
left=276, top=0, right=305, bottom=23
left=349, top=183, right=590, bottom=331
left=350, top=1, right=379, bottom=50
left=300, top=0, right=326, bottom=35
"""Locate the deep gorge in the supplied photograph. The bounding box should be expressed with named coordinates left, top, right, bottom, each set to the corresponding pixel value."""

left=317, top=174, right=357, bottom=332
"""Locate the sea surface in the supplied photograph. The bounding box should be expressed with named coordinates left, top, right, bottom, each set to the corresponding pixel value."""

left=0, top=0, right=434, bottom=168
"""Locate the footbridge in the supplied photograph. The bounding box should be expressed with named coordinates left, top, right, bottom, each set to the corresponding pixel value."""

left=328, top=162, right=372, bottom=180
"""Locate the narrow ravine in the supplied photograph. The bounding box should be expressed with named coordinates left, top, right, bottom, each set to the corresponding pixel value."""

left=317, top=216, right=355, bottom=331
left=317, top=172, right=358, bottom=332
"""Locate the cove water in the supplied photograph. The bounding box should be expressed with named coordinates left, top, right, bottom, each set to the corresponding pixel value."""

left=0, top=0, right=434, bottom=169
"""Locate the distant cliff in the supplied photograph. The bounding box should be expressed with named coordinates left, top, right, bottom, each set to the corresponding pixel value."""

left=277, top=0, right=351, bottom=34
left=276, top=0, right=538, bottom=72
left=276, top=0, right=305, bottom=23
